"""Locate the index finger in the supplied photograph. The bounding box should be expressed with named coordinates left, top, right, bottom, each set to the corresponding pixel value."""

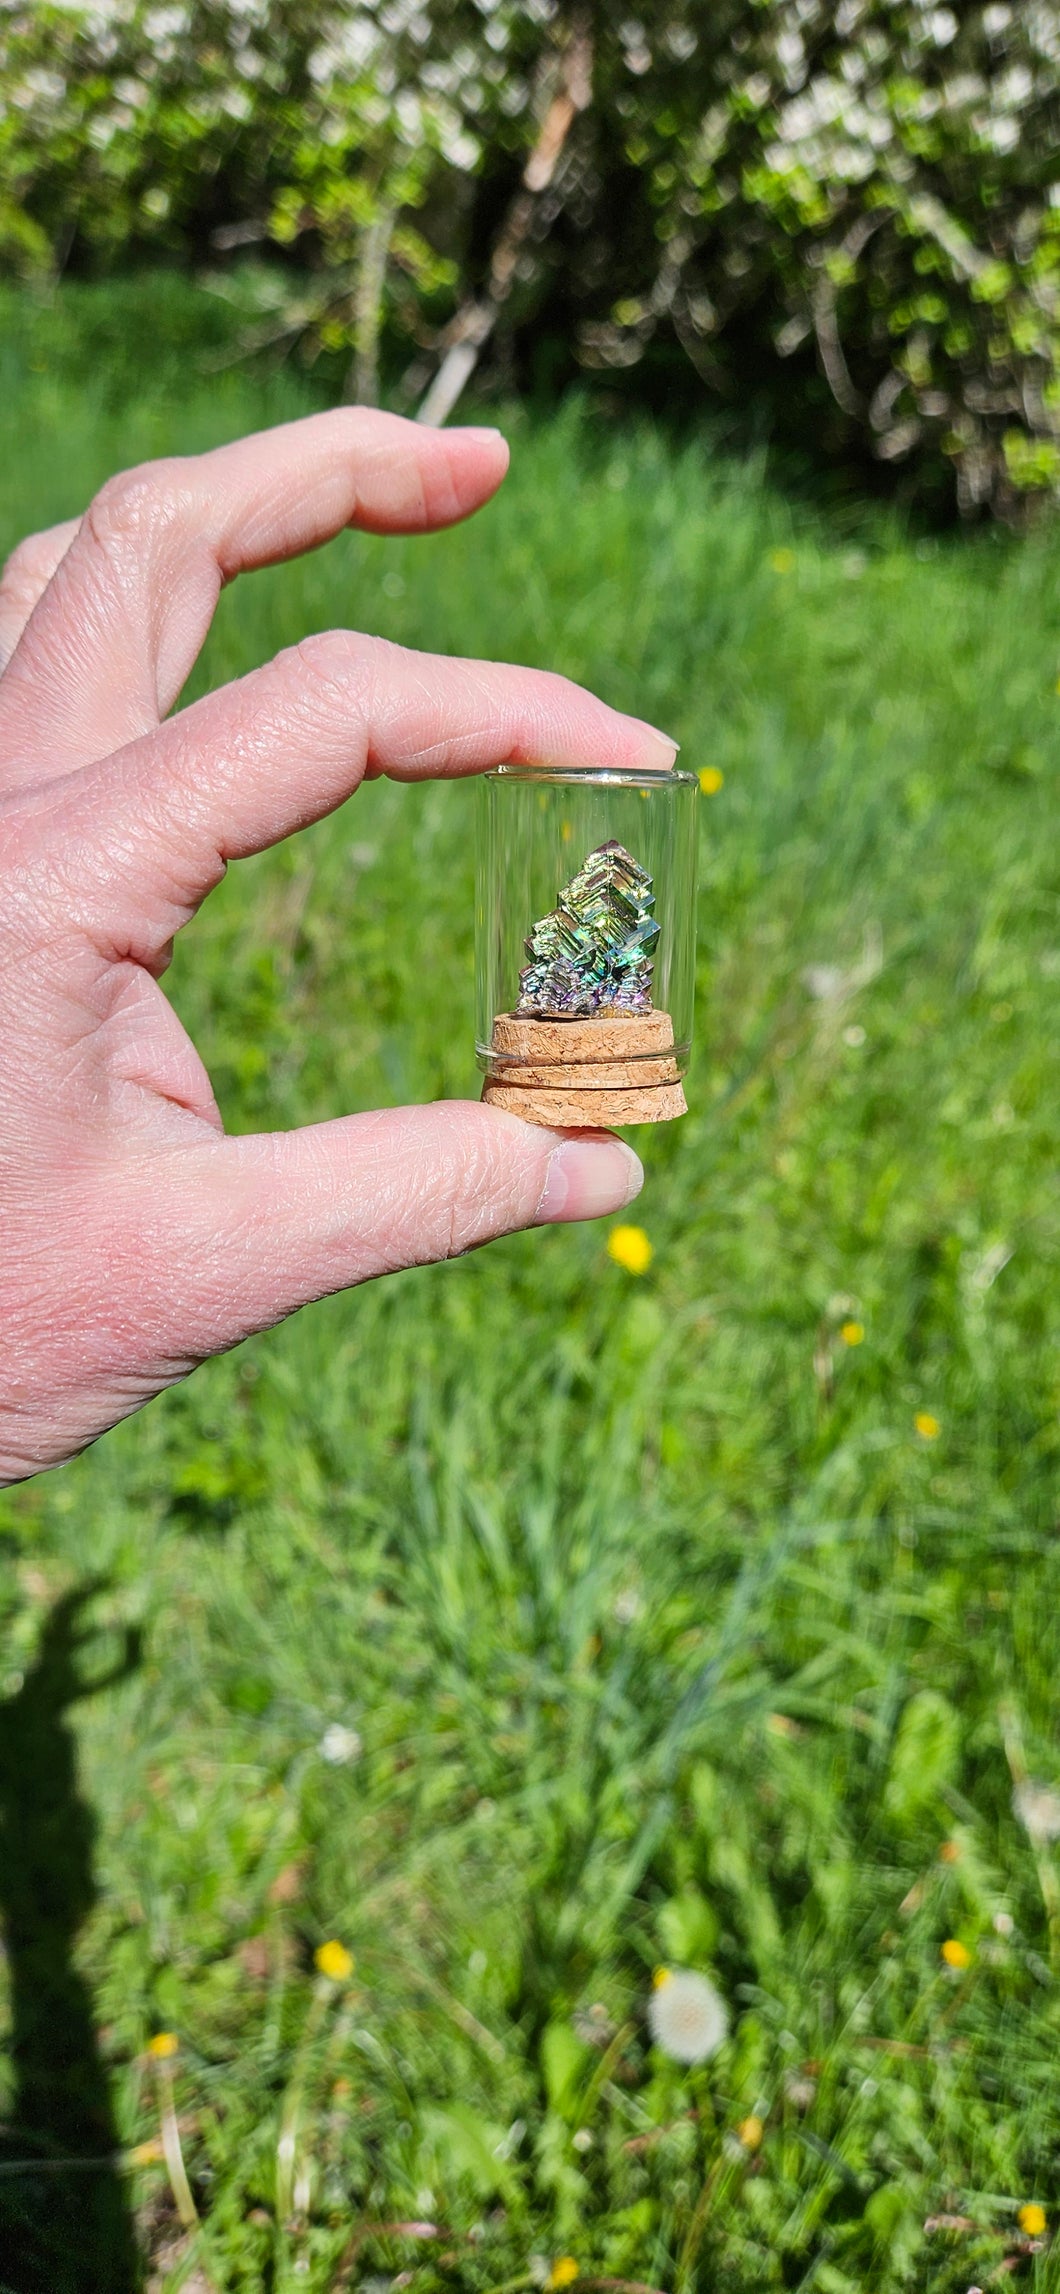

left=0, top=410, right=510, bottom=786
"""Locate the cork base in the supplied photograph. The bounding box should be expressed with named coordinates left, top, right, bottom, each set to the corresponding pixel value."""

left=481, top=1010, right=688, bottom=1129
left=483, top=1077, right=687, bottom=1126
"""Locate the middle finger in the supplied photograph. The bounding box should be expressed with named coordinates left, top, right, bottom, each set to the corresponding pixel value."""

left=54, top=633, right=679, bottom=961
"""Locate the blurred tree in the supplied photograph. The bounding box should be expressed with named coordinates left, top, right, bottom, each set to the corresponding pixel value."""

left=2, top=0, right=1058, bottom=513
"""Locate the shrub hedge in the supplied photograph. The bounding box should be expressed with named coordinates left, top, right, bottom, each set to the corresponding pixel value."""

left=3, top=1, right=1059, bottom=512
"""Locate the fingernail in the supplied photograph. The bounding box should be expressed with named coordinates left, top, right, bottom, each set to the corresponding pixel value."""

left=456, top=425, right=507, bottom=445
left=639, top=725, right=681, bottom=769
left=536, top=1135, right=644, bottom=1224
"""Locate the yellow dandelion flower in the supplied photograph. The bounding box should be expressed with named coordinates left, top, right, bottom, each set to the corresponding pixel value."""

left=652, top=1965, right=673, bottom=1989
left=548, top=2260, right=580, bottom=2289
left=607, top=1224, right=653, bottom=1275
left=768, top=546, right=796, bottom=574
left=314, top=1939, right=354, bottom=1982
left=128, top=2138, right=166, bottom=2165
left=915, top=1411, right=941, bottom=1440
left=146, top=2032, right=179, bottom=2059
left=1018, top=2203, right=1047, bottom=2237
left=941, top=1938, right=972, bottom=1970
left=737, top=2114, right=765, bottom=2152
left=699, top=767, right=724, bottom=796
left=840, top=1321, right=865, bottom=1347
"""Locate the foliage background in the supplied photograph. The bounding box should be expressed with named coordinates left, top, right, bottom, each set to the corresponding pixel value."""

left=1, top=1, right=1060, bottom=2285
left=3, top=1, right=1060, bottom=513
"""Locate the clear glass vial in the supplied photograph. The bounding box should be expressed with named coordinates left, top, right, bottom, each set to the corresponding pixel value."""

left=476, top=762, right=698, bottom=1126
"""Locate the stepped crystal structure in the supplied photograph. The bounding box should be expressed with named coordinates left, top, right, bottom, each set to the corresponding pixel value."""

left=516, top=840, right=660, bottom=1017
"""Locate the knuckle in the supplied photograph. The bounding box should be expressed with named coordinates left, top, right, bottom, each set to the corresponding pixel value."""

left=292, top=628, right=365, bottom=681
left=544, top=664, right=586, bottom=705
left=287, top=629, right=378, bottom=708
left=86, top=461, right=189, bottom=552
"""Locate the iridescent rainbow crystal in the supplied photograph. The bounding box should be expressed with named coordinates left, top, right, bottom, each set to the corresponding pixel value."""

left=516, top=841, right=660, bottom=1017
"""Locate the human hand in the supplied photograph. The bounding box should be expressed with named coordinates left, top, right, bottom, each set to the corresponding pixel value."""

left=0, top=410, right=676, bottom=1482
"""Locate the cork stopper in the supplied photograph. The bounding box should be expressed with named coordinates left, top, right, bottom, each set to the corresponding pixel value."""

left=481, top=1010, right=687, bottom=1128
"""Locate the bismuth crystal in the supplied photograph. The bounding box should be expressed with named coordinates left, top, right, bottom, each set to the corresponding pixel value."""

left=516, top=841, right=660, bottom=1017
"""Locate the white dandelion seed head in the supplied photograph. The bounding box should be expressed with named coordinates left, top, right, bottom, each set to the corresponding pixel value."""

left=802, top=963, right=845, bottom=1001
left=1014, top=1779, right=1060, bottom=1844
left=648, top=1969, right=729, bottom=2064
left=319, top=1723, right=362, bottom=1765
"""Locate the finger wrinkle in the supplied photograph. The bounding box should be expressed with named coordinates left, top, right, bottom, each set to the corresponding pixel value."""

left=213, top=473, right=326, bottom=578
left=352, top=445, right=430, bottom=532
left=417, top=455, right=466, bottom=531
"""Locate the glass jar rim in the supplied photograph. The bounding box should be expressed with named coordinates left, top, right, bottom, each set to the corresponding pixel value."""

left=485, top=761, right=697, bottom=792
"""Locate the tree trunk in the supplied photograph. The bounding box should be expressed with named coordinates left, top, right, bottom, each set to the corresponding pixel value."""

left=344, top=201, right=396, bottom=406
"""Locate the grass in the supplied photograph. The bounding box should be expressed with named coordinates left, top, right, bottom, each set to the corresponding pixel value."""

left=0, top=277, right=1058, bottom=2294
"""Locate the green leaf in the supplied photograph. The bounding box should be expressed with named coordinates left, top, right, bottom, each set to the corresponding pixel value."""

left=883, top=1691, right=960, bottom=1824
left=418, top=2103, right=521, bottom=2203
left=540, top=2018, right=589, bottom=2119
left=657, top=1884, right=719, bottom=1965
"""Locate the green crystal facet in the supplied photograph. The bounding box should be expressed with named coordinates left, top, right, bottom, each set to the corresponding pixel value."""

left=516, top=841, right=659, bottom=1017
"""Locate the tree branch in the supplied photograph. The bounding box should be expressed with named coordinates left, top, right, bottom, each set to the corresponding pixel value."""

left=417, top=17, right=592, bottom=427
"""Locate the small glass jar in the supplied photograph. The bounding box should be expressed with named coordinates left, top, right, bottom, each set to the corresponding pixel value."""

left=476, top=762, right=698, bottom=1126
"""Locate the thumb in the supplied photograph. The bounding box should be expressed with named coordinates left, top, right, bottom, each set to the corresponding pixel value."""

left=1, top=1107, right=645, bottom=1481
left=174, top=1103, right=644, bottom=1351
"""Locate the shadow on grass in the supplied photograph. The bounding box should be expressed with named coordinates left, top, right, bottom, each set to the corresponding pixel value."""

left=0, top=1583, right=142, bottom=2293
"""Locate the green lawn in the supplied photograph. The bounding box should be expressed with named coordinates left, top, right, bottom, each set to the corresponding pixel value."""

left=0, top=281, right=1058, bottom=2294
